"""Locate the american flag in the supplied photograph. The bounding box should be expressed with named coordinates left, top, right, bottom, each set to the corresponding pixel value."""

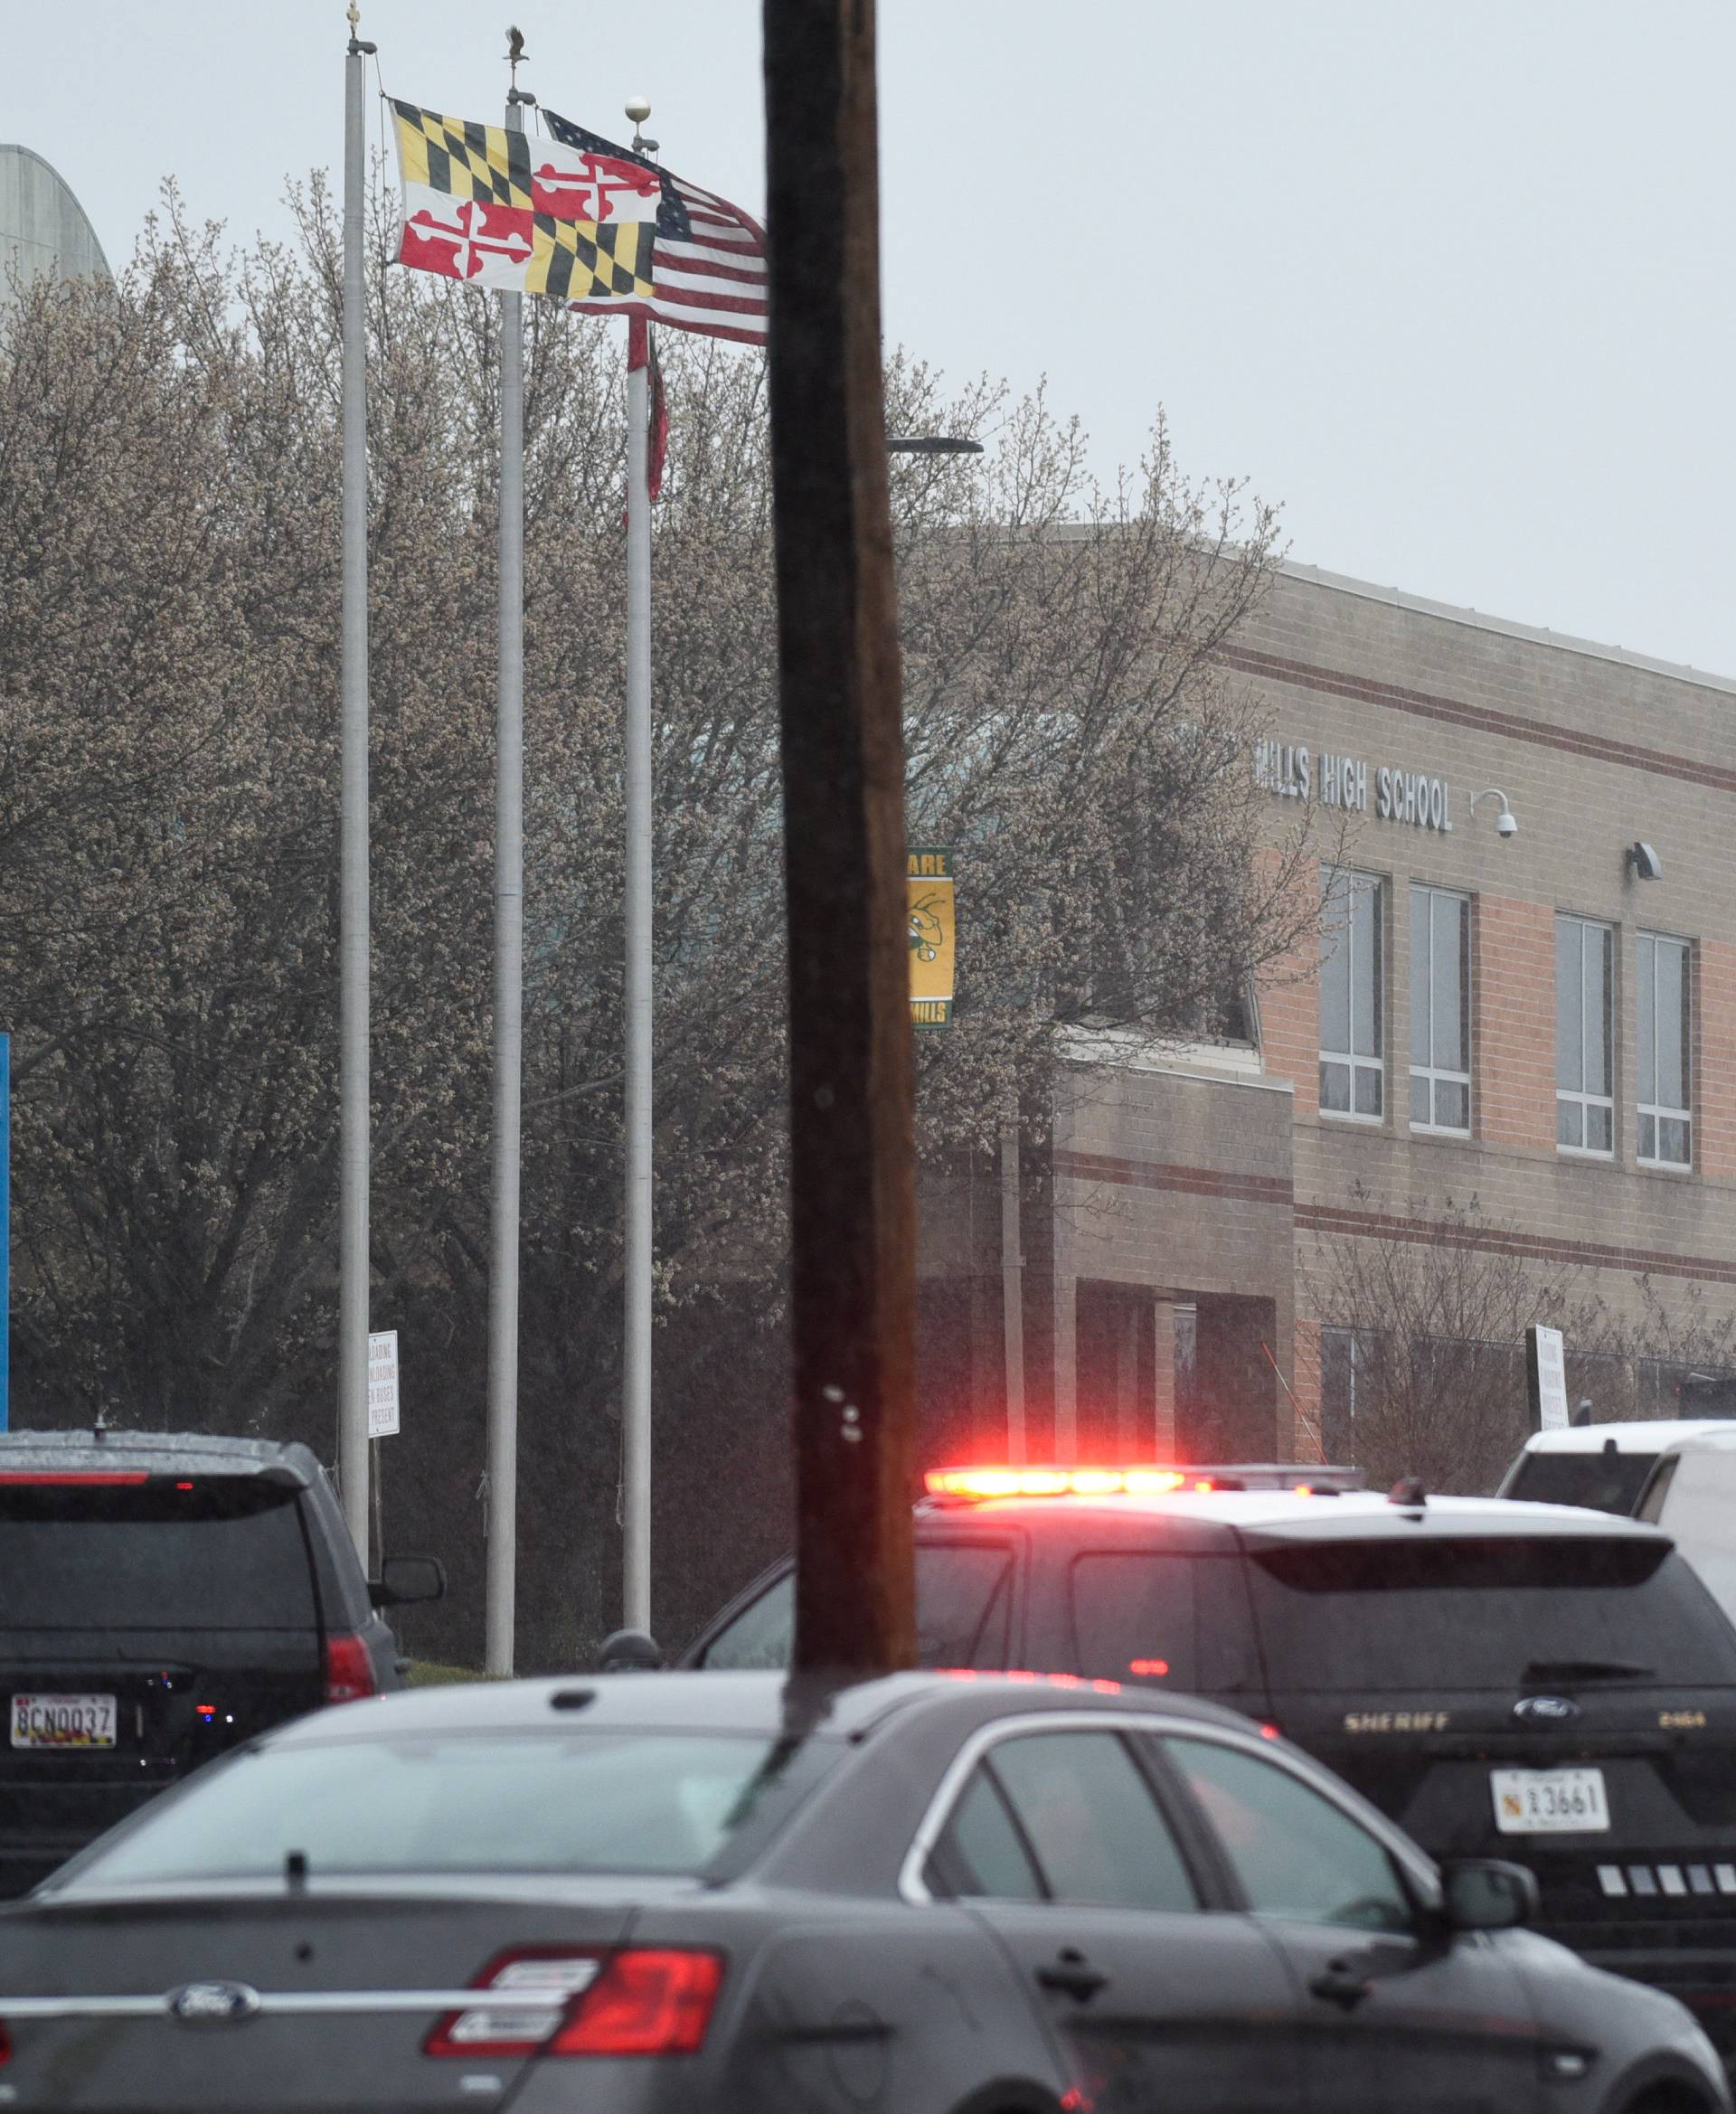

left=542, top=111, right=767, bottom=347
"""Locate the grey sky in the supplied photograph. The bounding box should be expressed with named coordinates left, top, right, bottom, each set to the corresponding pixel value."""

left=5, top=2, right=1731, bottom=674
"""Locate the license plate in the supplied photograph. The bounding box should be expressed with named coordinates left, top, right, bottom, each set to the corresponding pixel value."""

left=10, top=1694, right=118, bottom=1751
left=1491, top=1766, right=1609, bottom=1834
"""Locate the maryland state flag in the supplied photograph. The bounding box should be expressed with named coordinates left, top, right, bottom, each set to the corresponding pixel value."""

left=390, top=101, right=660, bottom=302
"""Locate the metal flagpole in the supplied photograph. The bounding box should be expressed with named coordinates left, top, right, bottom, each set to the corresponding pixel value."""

left=622, top=295, right=654, bottom=1635
left=485, top=80, right=529, bottom=1677
left=338, top=3, right=374, bottom=1562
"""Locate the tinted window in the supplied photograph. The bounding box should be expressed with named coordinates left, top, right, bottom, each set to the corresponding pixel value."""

left=70, top=1732, right=834, bottom=1884
left=938, top=1768, right=1044, bottom=1900
left=0, top=1481, right=317, bottom=1629
left=702, top=1543, right=1013, bottom=1671
left=1248, top=1537, right=1736, bottom=1691
left=1166, top=1736, right=1410, bottom=1933
left=989, top=1731, right=1198, bottom=1911
left=1507, top=1450, right=1656, bottom=1515
left=1069, top=1551, right=1262, bottom=1693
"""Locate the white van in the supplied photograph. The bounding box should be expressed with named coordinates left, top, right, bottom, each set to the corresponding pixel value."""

left=1500, top=1420, right=1736, bottom=1628
left=1497, top=1419, right=1736, bottom=1515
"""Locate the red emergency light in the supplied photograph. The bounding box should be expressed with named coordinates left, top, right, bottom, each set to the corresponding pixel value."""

left=924, top=1466, right=1211, bottom=1500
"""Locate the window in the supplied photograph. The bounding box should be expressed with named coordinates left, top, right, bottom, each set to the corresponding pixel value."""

left=1165, top=1736, right=1412, bottom=1933
left=1319, top=871, right=1383, bottom=1119
left=1409, top=885, right=1469, bottom=1132
left=937, top=1770, right=1045, bottom=1900
left=1557, top=916, right=1614, bottom=1154
left=1637, top=933, right=1692, bottom=1167
left=986, top=1731, right=1199, bottom=1911
left=699, top=1543, right=1013, bottom=1670
left=1242, top=1536, right=1736, bottom=1691
left=0, top=1482, right=316, bottom=1629
left=1068, top=1552, right=1263, bottom=1694
left=74, top=1732, right=838, bottom=1885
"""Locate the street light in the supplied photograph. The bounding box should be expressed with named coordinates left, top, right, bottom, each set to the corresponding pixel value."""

left=886, top=436, right=983, bottom=454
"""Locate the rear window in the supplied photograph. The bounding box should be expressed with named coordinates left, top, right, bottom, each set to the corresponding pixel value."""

left=700, top=1542, right=1013, bottom=1670
left=1506, top=1449, right=1657, bottom=1515
left=0, top=1480, right=318, bottom=1630
left=67, top=1731, right=835, bottom=1885
left=1249, top=1536, right=1736, bottom=1692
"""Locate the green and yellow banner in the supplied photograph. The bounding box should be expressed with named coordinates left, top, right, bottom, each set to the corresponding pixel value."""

left=907, top=846, right=956, bottom=1028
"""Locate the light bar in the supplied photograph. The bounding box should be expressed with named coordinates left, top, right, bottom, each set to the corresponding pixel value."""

left=925, top=1466, right=1200, bottom=1499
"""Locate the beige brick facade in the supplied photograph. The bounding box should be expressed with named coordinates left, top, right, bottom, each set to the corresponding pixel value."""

left=917, top=562, right=1736, bottom=1479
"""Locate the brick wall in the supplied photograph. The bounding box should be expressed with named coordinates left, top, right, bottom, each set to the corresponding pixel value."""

left=1698, top=939, right=1736, bottom=1181
left=1474, top=894, right=1556, bottom=1150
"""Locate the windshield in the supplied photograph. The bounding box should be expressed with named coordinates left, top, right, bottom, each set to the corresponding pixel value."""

left=1249, top=1537, right=1736, bottom=1692
left=1505, top=1450, right=1657, bottom=1515
left=0, top=1481, right=318, bottom=1630
left=68, top=1730, right=835, bottom=1885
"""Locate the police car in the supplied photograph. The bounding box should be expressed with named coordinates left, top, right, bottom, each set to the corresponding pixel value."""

left=685, top=1466, right=1736, bottom=2053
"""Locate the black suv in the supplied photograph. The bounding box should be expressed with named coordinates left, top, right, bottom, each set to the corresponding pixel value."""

left=0, top=1429, right=442, bottom=1894
left=685, top=1477, right=1736, bottom=2053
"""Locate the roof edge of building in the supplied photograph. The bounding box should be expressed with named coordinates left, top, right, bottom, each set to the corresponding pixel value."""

left=1275, top=558, right=1736, bottom=701
left=0, top=142, right=113, bottom=282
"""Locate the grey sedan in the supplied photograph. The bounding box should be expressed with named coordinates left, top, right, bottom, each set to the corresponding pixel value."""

left=0, top=1671, right=1724, bottom=2113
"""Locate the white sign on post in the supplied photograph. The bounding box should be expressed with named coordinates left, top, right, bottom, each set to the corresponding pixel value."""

left=1528, top=1324, right=1568, bottom=1431
left=367, top=1330, right=401, bottom=1439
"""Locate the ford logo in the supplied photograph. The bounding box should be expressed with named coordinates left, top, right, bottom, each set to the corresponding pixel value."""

left=1514, top=1695, right=1580, bottom=1723
left=168, top=1981, right=262, bottom=2026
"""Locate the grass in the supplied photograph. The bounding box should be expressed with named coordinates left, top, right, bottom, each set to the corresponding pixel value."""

left=405, top=1658, right=498, bottom=1687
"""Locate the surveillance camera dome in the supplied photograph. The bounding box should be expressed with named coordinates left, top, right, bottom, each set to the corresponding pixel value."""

left=1496, top=809, right=1518, bottom=838
left=625, top=94, right=652, bottom=123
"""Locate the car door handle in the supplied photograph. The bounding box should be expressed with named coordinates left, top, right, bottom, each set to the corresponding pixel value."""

left=1308, top=1961, right=1372, bottom=2011
left=1036, top=1958, right=1110, bottom=2004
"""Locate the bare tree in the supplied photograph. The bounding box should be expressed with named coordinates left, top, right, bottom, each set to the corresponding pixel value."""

left=0, top=182, right=1312, bottom=1659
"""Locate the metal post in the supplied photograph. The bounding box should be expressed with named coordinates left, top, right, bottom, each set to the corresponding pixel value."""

left=765, top=0, right=918, bottom=1675
left=622, top=321, right=655, bottom=1634
left=999, top=1108, right=1024, bottom=1463
left=485, top=93, right=527, bottom=1677
left=338, top=14, right=371, bottom=1560
left=0, top=1032, right=10, bottom=1433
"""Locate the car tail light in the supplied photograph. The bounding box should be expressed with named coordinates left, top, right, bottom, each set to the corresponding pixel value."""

left=550, top=1949, right=723, bottom=2055
left=426, top=1949, right=723, bottom=2060
left=323, top=1632, right=376, bottom=1704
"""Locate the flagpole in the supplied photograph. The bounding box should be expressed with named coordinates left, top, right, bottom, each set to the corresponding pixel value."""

left=485, top=83, right=529, bottom=1677
left=623, top=294, right=654, bottom=1636
left=339, top=2, right=374, bottom=1563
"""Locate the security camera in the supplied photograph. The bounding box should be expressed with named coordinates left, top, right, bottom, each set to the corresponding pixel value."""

left=1628, top=841, right=1664, bottom=882
left=1496, top=808, right=1518, bottom=839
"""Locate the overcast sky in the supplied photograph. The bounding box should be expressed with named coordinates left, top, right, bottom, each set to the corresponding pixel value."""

left=5, top=2, right=1731, bottom=675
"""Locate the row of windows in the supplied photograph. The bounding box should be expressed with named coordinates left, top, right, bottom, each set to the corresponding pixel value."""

left=1318, top=873, right=1692, bottom=1169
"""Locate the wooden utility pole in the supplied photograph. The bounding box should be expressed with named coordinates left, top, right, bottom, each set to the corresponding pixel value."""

left=763, top=0, right=917, bottom=1674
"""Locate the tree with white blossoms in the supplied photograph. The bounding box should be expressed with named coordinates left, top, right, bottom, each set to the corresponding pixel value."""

left=0, top=184, right=1313, bottom=1662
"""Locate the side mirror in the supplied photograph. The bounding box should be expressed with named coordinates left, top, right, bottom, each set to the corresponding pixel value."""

left=598, top=1628, right=665, bottom=1674
left=369, top=1554, right=448, bottom=1609
left=1440, top=1858, right=1537, bottom=1932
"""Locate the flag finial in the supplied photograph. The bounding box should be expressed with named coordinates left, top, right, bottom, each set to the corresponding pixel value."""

left=346, top=1, right=359, bottom=30
left=506, top=24, right=527, bottom=85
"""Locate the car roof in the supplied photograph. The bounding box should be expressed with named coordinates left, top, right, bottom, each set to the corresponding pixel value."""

left=916, top=1486, right=1669, bottom=1544
left=266, top=1669, right=1265, bottom=1748
left=0, top=1429, right=315, bottom=1480
left=1518, top=1420, right=1736, bottom=1456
